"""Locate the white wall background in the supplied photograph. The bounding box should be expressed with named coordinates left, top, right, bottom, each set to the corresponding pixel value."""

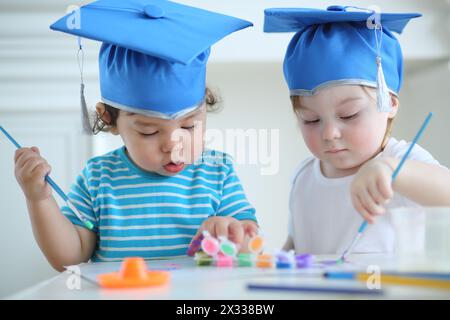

left=0, top=0, right=449, bottom=298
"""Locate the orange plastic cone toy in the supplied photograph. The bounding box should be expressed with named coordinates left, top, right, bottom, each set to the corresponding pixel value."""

left=98, top=257, right=170, bottom=288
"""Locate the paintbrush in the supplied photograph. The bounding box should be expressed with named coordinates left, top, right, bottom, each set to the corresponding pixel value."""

left=338, top=112, right=433, bottom=264
left=0, top=125, right=94, bottom=230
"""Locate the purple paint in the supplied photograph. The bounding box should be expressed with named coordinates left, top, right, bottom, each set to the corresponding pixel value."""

left=295, top=254, right=314, bottom=268
left=321, top=260, right=339, bottom=266
left=187, top=234, right=204, bottom=256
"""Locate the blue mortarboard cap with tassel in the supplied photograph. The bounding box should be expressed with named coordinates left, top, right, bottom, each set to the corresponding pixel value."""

left=264, top=5, right=421, bottom=113
left=50, top=0, right=253, bottom=133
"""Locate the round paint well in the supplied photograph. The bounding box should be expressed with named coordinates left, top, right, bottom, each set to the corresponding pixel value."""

left=216, top=253, right=233, bottom=267
left=256, top=254, right=273, bottom=268
left=295, top=254, right=314, bottom=268
left=220, top=242, right=236, bottom=256
left=194, top=251, right=213, bottom=266
left=201, top=237, right=220, bottom=256
left=237, top=253, right=254, bottom=267
left=248, top=235, right=264, bottom=254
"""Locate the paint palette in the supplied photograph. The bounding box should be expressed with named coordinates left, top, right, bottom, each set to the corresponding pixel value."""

left=195, top=250, right=319, bottom=269
left=191, top=232, right=322, bottom=269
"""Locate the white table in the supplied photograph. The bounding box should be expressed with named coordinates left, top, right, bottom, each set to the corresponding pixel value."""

left=7, top=254, right=450, bottom=300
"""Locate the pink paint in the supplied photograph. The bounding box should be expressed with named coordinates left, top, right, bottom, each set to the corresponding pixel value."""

left=216, top=253, right=233, bottom=267
left=201, top=233, right=220, bottom=256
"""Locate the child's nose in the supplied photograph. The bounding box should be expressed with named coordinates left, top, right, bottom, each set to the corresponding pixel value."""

left=322, top=121, right=342, bottom=141
left=160, top=134, right=181, bottom=154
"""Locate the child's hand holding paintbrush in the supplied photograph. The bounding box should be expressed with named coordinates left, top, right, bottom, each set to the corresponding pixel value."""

left=13, top=144, right=96, bottom=271
left=1, top=126, right=96, bottom=271
left=14, top=146, right=53, bottom=202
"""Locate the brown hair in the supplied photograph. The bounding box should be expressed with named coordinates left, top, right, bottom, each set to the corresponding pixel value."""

left=90, top=87, right=221, bottom=135
left=290, top=86, right=395, bottom=151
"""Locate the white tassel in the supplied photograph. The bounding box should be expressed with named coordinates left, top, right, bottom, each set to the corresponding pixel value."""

left=376, top=56, right=392, bottom=113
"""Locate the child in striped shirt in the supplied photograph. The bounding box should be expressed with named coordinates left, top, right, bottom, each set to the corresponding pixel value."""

left=13, top=1, right=257, bottom=270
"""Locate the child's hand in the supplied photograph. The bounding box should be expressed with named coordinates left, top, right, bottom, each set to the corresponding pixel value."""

left=350, top=158, right=394, bottom=224
left=190, top=216, right=258, bottom=248
left=14, top=147, right=53, bottom=202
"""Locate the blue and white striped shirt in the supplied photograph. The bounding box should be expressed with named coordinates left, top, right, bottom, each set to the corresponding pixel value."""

left=61, top=147, right=257, bottom=262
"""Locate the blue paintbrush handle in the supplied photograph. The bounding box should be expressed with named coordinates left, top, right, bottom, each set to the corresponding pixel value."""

left=0, top=125, right=93, bottom=230
left=358, top=220, right=368, bottom=233
left=0, top=126, right=68, bottom=200
left=391, top=112, right=433, bottom=180
left=348, top=112, right=433, bottom=257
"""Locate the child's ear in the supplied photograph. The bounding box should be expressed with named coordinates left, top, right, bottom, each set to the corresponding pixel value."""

left=95, top=102, right=111, bottom=123
left=388, top=94, right=399, bottom=119
left=95, top=102, right=119, bottom=135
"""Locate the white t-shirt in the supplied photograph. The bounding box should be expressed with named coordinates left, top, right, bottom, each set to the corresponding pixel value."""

left=288, top=137, right=446, bottom=255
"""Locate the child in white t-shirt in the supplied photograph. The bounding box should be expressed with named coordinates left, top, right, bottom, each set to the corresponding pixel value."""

left=264, top=6, right=450, bottom=254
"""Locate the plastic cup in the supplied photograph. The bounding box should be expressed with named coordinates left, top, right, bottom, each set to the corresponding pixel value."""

left=390, top=206, right=450, bottom=271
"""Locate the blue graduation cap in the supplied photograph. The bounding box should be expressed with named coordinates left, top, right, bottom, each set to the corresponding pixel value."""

left=50, top=0, right=252, bottom=122
left=264, top=5, right=421, bottom=112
